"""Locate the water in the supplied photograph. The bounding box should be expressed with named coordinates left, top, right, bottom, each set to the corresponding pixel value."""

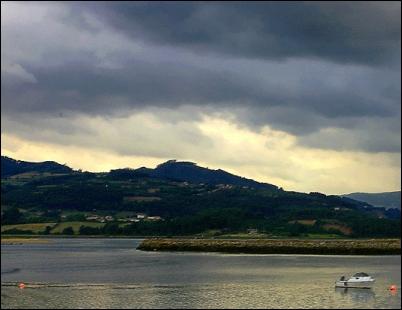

left=1, top=238, right=400, bottom=309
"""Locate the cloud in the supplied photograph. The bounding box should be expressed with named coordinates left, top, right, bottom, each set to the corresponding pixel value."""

left=298, top=122, right=401, bottom=153
left=1, top=111, right=213, bottom=160
left=86, top=1, right=401, bottom=66
left=1, top=62, right=37, bottom=84
left=1, top=1, right=400, bottom=193
left=2, top=116, right=400, bottom=195
left=6, top=56, right=398, bottom=152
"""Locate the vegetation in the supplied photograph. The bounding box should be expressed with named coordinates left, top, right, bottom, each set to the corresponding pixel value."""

left=50, top=222, right=105, bottom=234
left=1, top=156, right=72, bottom=178
left=61, top=227, right=74, bottom=235
left=1, top=223, right=57, bottom=234
left=1, top=156, right=400, bottom=238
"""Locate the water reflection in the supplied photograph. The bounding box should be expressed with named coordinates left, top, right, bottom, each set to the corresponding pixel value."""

left=335, top=287, right=375, bottom=302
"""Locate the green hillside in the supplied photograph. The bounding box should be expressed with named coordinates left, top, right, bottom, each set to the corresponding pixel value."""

left=1, top=156, right=400, bottom=238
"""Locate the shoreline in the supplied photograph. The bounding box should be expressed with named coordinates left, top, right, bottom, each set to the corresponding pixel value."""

left=2, top=235, right=401, bottom=255
left=137, top=238, right=401, bottom=255
left=0, top=235, right=144, bottom=244
left=2, top=234, right=399, bottom=240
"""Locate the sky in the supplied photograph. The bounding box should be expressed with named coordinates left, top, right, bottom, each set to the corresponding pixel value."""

left=1, top=1, right=401, bottom=195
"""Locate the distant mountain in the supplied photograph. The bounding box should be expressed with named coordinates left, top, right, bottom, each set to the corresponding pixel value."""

left=138, top=160, right=278, bottom=190
left=1, top=156, right=73, bottom=178
left=341, top=191, right=401, bottom=210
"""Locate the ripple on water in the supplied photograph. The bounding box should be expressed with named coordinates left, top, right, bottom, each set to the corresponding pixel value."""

left=1, top=282, right=401, bottom=309
left=1, top=239, right=400, bottom=309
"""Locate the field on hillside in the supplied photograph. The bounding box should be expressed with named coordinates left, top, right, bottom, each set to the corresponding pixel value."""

left=1, top=223, right=57, bottom=233
left=50, top=222, right=105, bottom=234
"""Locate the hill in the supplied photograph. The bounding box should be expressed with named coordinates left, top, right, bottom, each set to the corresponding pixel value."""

left=1, top=156, right=72, bottom=178
left=341, top=191, right=401, bottom=210
left=139, top=160, right=277, bottom=190
left=1, top=156, right=400, bottom=238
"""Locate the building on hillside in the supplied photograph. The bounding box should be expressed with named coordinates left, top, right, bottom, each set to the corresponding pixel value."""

left=247, top=228, right=258, bottom=234
left=147, top=216, right=162, bottom=221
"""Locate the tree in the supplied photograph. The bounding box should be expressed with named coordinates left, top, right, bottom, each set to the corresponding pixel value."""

left=79, top=225, right=101, bottom=235
left=103, top=222, right=120, bottom=235
left=44, top=226, right=52, bottom=235
left=2, top=206, right=22, bottom=225
left=61, top=227, right=74, bottom=235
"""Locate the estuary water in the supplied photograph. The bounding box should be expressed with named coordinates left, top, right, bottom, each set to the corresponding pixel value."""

left=1, top=238, right=401, bottom=309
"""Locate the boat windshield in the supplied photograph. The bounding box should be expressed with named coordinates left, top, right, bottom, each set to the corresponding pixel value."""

left=353, top=272, right=369, bottom=277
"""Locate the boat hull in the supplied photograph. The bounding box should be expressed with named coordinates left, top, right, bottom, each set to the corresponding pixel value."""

left=335, top=281, right=374, bottom=289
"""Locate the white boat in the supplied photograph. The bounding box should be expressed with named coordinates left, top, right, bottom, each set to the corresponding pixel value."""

left=335, top=272, right=375, bottom=288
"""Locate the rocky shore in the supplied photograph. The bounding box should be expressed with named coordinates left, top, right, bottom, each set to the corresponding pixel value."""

left=137, top=238, right=401, bottom=255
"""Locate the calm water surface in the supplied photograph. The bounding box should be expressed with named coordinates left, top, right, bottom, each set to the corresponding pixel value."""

left=1, top=238, right=400, bottom=309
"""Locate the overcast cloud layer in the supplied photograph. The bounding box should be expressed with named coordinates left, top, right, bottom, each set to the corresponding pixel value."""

left=1, top=1, right=401, bottom=194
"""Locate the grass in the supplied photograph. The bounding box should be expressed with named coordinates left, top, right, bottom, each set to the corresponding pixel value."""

left=218, top=233, right=273, bottom=239
left=322, top=224, right=353, bottom=235
left=306, top=233, right=345, bottom=239
left=2, top=221, right=137, bottom=235
left=114, top=211, right=137, bottom=217
left=1, top=223, right=57, bottom=233
left=50, top=221, right=105, bottom=234
left=123, top=196, right=161, bottom=202
left=288, top=219, right=317, bottom=225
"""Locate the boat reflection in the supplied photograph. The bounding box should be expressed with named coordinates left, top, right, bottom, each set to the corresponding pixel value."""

left=335, top=287, right=375, bottom=302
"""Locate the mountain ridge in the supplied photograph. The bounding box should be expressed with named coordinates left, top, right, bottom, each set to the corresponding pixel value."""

left=1, top=156, right=277, bottom=190
left=3, top=156, right=398, bottom=199
left=141, top=159, right=278, bottom=190
left=1, top=156, right=73, bottom=178
left=341, top=191, right=401, bottom=210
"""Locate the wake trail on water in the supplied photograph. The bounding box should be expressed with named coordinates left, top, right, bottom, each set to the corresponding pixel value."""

left=1, top=282, right=188, bottom=290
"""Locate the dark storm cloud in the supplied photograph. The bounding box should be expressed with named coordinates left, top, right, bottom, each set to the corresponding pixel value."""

left=1, top=1, right=401, bottom=154
left=83, top=1, right=401, bottom=66
left=2, top=57, right=397, bottom=126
